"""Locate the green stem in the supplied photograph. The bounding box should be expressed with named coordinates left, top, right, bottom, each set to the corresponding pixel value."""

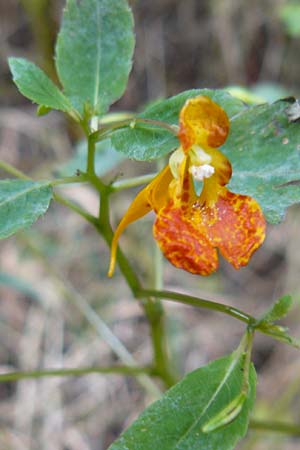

left=96, top=189, right=176, bottom=387
left=87, top=172, right=107, bottom=194
left=95, top=189, right=142, bottom=295
left=136, top=118, right=179, bottom=135
left=138, top=289, right=254, bottom=325
left=84, top=123, right=108, bottom=192
left=0, top=365, right=154, bottom=382
left=87, top=133, right=97, bottom=175
left=241, top=328, right=254, bottom=396
left=142, top=297, right=177, bottom=387
left=150, top=241, right=166, bottom=376
left=110, top=173, right=157, bottom=192
left=0, top=159, right=87, bottom=187
left=91, top=117, right=179, bottom=143
left=249, top=419, right=300, bottom=436
left=154, top=246, right=163, bottom=292
left=0, top=160, right=31, bottom=180
left=137, top=289, right=294, bottom=343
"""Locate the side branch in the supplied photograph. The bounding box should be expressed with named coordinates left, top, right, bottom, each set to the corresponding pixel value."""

left=0, top=365, right=154, bottom=382
left=138, top=288, right=254, bottom=324
left=138, top=289, right=298, bottom=344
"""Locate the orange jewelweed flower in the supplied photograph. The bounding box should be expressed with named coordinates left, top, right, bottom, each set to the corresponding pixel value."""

left=108, top=96, right=266, bottom=277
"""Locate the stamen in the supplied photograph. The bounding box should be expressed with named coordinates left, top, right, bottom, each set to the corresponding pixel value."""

left=190, top=164, right=215, bottom=181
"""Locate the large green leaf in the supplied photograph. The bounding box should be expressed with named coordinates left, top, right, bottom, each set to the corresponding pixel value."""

left=111, top=89, right=245, bottom=160
left=55, top=0, right=134, bottom=115
left=8, top=58, right=73, bottom=113
left=0, top=180, right=52, bottom=239
left=109, top=352, right=256, bottom=450
left=224, top=99, right=300, bottom=223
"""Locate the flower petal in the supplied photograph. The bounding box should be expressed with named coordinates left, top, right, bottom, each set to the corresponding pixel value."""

left=200, top=189, right=266, bottom=269
left=153, top=203, right=219, bottom=275
left=147, top=165, right=173, bottom=212
left=178, top=96, right=230, bottom=151
left=108, top=165, right=172, bottom=277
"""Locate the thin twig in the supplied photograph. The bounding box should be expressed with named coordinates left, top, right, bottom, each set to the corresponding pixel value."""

left=0, top=365, right=154, bottom=382
left=138, top=288, right=254, bottom=324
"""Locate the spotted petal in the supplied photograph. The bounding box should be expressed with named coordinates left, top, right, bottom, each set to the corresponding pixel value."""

left=200, top=188, right=266, bottom=269
left=153, top=203, right=219, bottom=275
left=154, top=186, right=265, bottom=275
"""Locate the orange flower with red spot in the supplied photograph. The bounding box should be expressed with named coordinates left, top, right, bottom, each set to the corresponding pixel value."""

left=108, top=96, right=266, bottom=277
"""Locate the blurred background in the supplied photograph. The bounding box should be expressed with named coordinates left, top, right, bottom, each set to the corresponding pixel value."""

left=1, top=0, right=300, bottom=449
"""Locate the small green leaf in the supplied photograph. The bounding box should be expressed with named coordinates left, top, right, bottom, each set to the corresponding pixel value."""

left=55, top=0, right=135, bottom=116
left=58, top=138, right=126, bottom=176
left=255, top=296, right=299, bottom=347
left=258, top=295, right=293, bottom=324
left=0, top=180, right=52, bottom=239
left=224, top=99, right=300, bottom=223
left=259, top=323, right=300, bottom=348
left=111, top=89, right=245, bottom=160
left=109, top=352, right=256, bottom=450
left=8, top=57, right=73, bottom=113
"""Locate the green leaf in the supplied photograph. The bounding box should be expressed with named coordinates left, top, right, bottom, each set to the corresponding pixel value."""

left=111, top=89, right=246, bottom=160
left=224, top=99, right=300, bottom=223
left=255, top=295, right=300, bottom=348
left=109, top=352, right=256, bottom=450
left=258, top=295, right=293, bottom=324
left=0, top=180, right=52, bottom=239
left=8, top=57, right=73, bottom=113
left=55, top=0, right=135, bottom=116
left=58, top=138, right=126, bottom=177
left=259, top=323, right=300, bottom=348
